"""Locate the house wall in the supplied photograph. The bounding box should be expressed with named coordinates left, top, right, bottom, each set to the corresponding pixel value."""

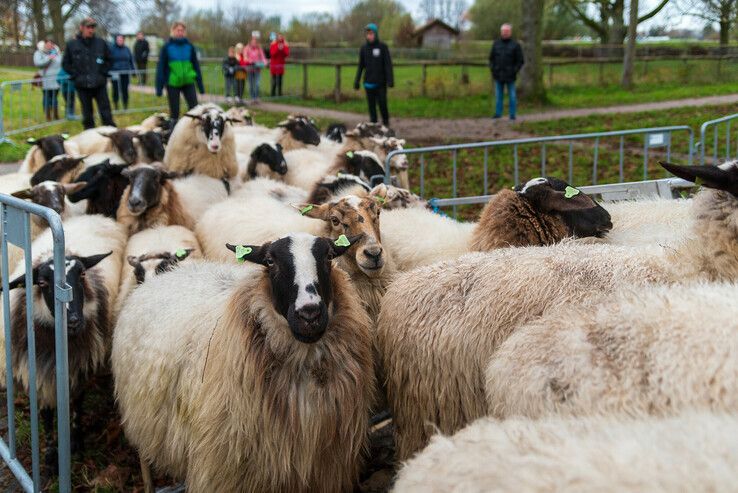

left=421, top=25, right=455, bottom=49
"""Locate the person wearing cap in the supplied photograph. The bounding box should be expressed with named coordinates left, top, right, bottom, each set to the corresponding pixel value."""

left=353, top=23, right=394, bottom=127
left=62, top=17, right=115, bottom=129
left=155, top=21, right=205, bottom=121
left=269, top=33, right=289, bottom=97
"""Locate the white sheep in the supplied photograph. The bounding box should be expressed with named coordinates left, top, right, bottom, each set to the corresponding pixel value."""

left=171, top=174, right=230, bottom=222
left=232, top=177, right=308, bottom=204
left=393, top=412, right=738, bottom=493
left=377, top=159, right=738, bottom=460
left=112, top=233, right=375, bottom=492
left=485, top=281, right=738, bottom=420
left=603, top=196, right=694, bottom=247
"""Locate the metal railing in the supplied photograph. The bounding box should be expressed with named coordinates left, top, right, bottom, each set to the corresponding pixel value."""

left=384, top=125, right=694, bottom=216
left=699, top=113, right=738, bottom=165
left=0, top=195, right=71, bottom=493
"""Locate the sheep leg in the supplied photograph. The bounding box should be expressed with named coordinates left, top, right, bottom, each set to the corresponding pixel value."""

left=40, top=407, right=58, bottom=474
left=139, top=455, right=155, bottom=493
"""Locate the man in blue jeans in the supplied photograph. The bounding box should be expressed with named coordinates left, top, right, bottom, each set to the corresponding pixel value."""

left=489, top=23, right=524, bottom=120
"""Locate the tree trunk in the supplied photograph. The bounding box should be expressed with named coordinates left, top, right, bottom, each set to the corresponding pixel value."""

left=12, top=0, right=21, bottom=48
left=621, top=0, right=639, bottom=89
left=46, top=0, right=65, bottom=46
left=30, top=0, right=46, bottom=43
left=519, top=0, right=547, bottom=102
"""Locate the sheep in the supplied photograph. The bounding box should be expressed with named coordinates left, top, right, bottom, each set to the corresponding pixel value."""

left=163, top=103, right=239, bottom=180
left=67, top=159, right=130, bottom=218
left=224, top=106, right=253, bottom=126
left=170, top=174, right=230, bottom=222
left=393, top=412, right=738, bottom=493
left=485, top=282, right=738, bottom=420
left=197, top=186, right=394, bottom=321
left=602, top=196, right=694, bottom=248
left=232, top=177, right=308, bottom=204
left=128, top=112, right=173, bottom=133
left=135, top=130, right=166, bottom=163
left=115, top=225, right=201, bottom=316
left=112, top=233, right=375, bottom=492
left=348, top=122, right=395, bottom=139
left=30, top=154, right=87, bottom=185
left=243, top=143, right=288, bottom=181
left=68, top=127, right=139, bottom=165
left=377, top=161, right=738, bottom=460
left=325, top=122, right=347, bottom=142
left=380, top=177, right=612, bottom=272
left=0, top=214, right=125, bottom=465
left=275, top=114, right=321, bottom=151
left=19, top=134, right=80, bottom=174
left=116, top=164, right=194, bottom=235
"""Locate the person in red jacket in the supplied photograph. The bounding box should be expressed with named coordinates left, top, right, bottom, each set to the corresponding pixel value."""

left=269, top=33, right=289, bottom=97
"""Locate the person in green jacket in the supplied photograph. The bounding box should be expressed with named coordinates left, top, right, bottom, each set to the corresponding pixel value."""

left=155, top=21, right=205, bottom=121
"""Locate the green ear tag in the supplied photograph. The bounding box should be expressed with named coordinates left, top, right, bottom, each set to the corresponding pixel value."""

left=374, top=195, right=386, bottom=204
left=175, top=248, right=187, bottom=259
left=694, top=177, right=703, bottom=187
left=334, top=235, right=351, bottom=247
left=346, top=151, right=354, bottom=158
left=26, top=138, right=36, bottom=144
left=61, top=133, right=70, bottom=140
left=564, top=186, right=580, bottom=199
left=300, top=204, right=314, bottom=215
left=235, top=245, right=252, bottom=263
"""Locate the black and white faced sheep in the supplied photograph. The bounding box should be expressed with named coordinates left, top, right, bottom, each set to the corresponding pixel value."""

left=308, top=174, right=372, bottom=205
left=117, top=164, right=194, bottom=235
left=112, top=233, right=375, bottom=492
left=67, top=159, right=130, bottom=218
left=348, top=122, right=395, bottom=139
left=224, top=106, right=253, bottom=126
left=325, top=122, right=347, bottom=143
left=30, top=155, right=87, bottom=185
left=245, top=143, right=288, bottom=179
left=277, top=114, right=322, bottom=150
left=163, top=104, right=239, bottom=180
left=20, top=134, right=79, bottom=173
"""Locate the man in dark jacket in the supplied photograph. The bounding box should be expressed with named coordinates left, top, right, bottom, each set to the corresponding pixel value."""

left=133, top=31, right=150, bottom=85
left=62, top=17, right=115, bottom=129
left=354, top=23, right=394, bottom=126
left=489, top=23, right=524, bottom=120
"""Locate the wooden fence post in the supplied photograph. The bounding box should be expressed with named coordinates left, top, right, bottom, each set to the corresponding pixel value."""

left=334, top=64, right=342, bottom=103
left=460, top=64, right=469, bottom=85
left=548, top=63, right=553, bottom=87
left=302, top=63, right=309, bottom=99
left=421, top=63, right=427, bottom=97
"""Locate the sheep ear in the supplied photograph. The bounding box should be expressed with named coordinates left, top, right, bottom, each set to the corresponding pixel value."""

left=544, top=189, right=598, bottom=212
left=62, top=182, right=87, bottom=195
left=80, top=251, right=112, bottom=270
left=326, top=234, right=363, bottom=259
left=2, top=270, right=38, bottom=291
left=11, top=188, right=33, bottom=199
left=276, top=119, right=291, bottom=128
left=369, top=184, right=389, bottom=205
left=225, top=243, right=267, bottom=266
left=660, top=161, right=738, bottom=195
left=291, top=203, right=328, bottom=219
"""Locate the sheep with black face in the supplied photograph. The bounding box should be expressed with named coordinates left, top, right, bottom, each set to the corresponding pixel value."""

left=20, top=134, right=79, bottom=173
left=325, top=122, right=347, bottom=143
left=163, top=103, right=239, bottom=180
left=68, top=127, right=139, bottom=165
left=67, top=159, right=130, bottom=218
left=30, top=154, right=87, bottom=185
left=276, top=114, right=321, bottom=150
left=244, top=143, right=288, bottom=180
left=113, top=233, right=374, bottom=492
left=136, top=130, right=166, bottom=163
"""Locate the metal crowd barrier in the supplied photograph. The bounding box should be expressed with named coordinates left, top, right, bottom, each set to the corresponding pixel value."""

left=699, top=113, right=738, bottom=165
left=0, top=195, right=71, bottom=493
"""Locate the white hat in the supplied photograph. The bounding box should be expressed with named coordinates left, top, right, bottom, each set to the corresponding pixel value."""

left=251, top=30, right=260, bottom=39
left=37, top=41, right=46, bottom=51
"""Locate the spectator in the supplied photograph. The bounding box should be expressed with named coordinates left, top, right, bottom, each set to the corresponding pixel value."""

left=34, top=39, right=62, bottom=121
left=235, top=42, right=247, bottom=104
left=62, top=17, right=115, bottom=129
left=133, top=31, right=150, bottom=85
left=244, top=33, right=266, bottom=103
left=57, top=66, right=76, bottom=120
left=110, top=34, right=135, bottom=110
left=222, top=46, right=238, bottom=104
left=155, top=21, right=205, bottom=122
left=489, top=23, right=524, bottom=121
left=353, top=23, right=394, bottom=127
left=269, top=32, right=289, bottom=97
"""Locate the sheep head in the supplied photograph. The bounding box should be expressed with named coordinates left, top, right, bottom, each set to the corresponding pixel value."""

left=277, top=115, right=321, bottom=146
left=661, top=160, right=738, bottom=197
left=127, top=248, right=194, bottom=284
left=185, top=106, right=235, bottom=154
left=26, top=134, right=68, bottom=161
left=122, top=163, right=178, bottom=216
left=12, top=181, right=86, bottom=216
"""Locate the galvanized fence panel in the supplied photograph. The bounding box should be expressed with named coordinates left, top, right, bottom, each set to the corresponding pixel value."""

left=0, top=195, right=70, bottom=493
left=384, top=126, right=694, bottom=217
left=699, top=113, right=738, bottom=165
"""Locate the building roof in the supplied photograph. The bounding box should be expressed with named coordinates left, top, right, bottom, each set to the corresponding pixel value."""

left=413, top=19, right=461, bottom=37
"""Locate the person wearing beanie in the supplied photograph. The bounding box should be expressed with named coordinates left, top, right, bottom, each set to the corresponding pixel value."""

left=353, top=22, right=394, bottom=126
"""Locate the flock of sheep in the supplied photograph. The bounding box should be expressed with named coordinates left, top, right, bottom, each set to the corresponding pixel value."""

left=0, top=101, right=737, bottom=492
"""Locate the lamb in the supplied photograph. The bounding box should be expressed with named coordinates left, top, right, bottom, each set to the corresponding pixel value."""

left=30, top=154, right=87, bottom=185
left=68, top=127, right=139, bottom=165
left=115, top=225, right=201, bottom=316
left=485, top=282, right=738, bottom=420
left=196, top=186, right=394, bottom=321
left=19, top=134, right=80, bottom=173
left=393, top=412, right=738, bottom=493
left=112, top=233, right=374, bottom=492
left=0, top=214, right=125, bottom=464
left=243, top=143, right=288, bottom=181
left=163, top=103, right=239, bottom=180
left=116, top=164, right=194, bottom=235
left=377, top=161, right=738, bottom=460
left=67, top=159, right=130, bottom=218
left=381, top=176, right=612, bottom=272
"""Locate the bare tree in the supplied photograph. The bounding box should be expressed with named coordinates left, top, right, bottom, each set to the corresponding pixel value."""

left=621, top=0, right=639, bottom=89
left=561, top=0, right=670, bottom=44
left=679, top=0, right=736, bottom=47
left=518, top=0, right=546, bottom=102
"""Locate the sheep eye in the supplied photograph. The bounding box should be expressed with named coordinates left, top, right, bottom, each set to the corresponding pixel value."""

left=331, top=217, right=340, bottom=227
left=265, top=257, right=274, bottom=267
left=37, top=279, right=48, bottom=288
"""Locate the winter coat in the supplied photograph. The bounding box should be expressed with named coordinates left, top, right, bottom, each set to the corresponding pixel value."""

left=222, top=56, right=238, bottom=78
left=110, top=43, right=135, bottom=72
left=489, top=38, right=524, bottom=83
left=133, top=38, right=150, bottom=63
left=62, top=34, right=112, bottom=89
left=269, top=41, right=289, bottom=75
left=235, top=54, right=248, bottom=80
left=244, top=45, right=267, bottom=72
left=155, top=37, right=204, bottom=96
left=354, top=37, right=393, bottom=90
left=34, top=48, right=62, bottom=90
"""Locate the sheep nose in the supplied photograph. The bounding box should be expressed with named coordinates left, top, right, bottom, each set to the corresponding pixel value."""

left=68, top=313, right=81, bottom=330
left=363, top=246, right=383, bottom=260
left=128, top=196, right=143, bottom=209
left=298, top=305, right=321, bottom=323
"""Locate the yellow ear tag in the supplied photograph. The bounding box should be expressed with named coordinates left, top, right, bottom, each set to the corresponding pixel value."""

left=300, top=204, right=314, bottom=215
left=334, top=235, right=351, bottom=247
left=175, top=248, right=187, bottom=259
left=235, top=245, right=252, bottom=263
left=564, top=186, right=580, bottom=199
